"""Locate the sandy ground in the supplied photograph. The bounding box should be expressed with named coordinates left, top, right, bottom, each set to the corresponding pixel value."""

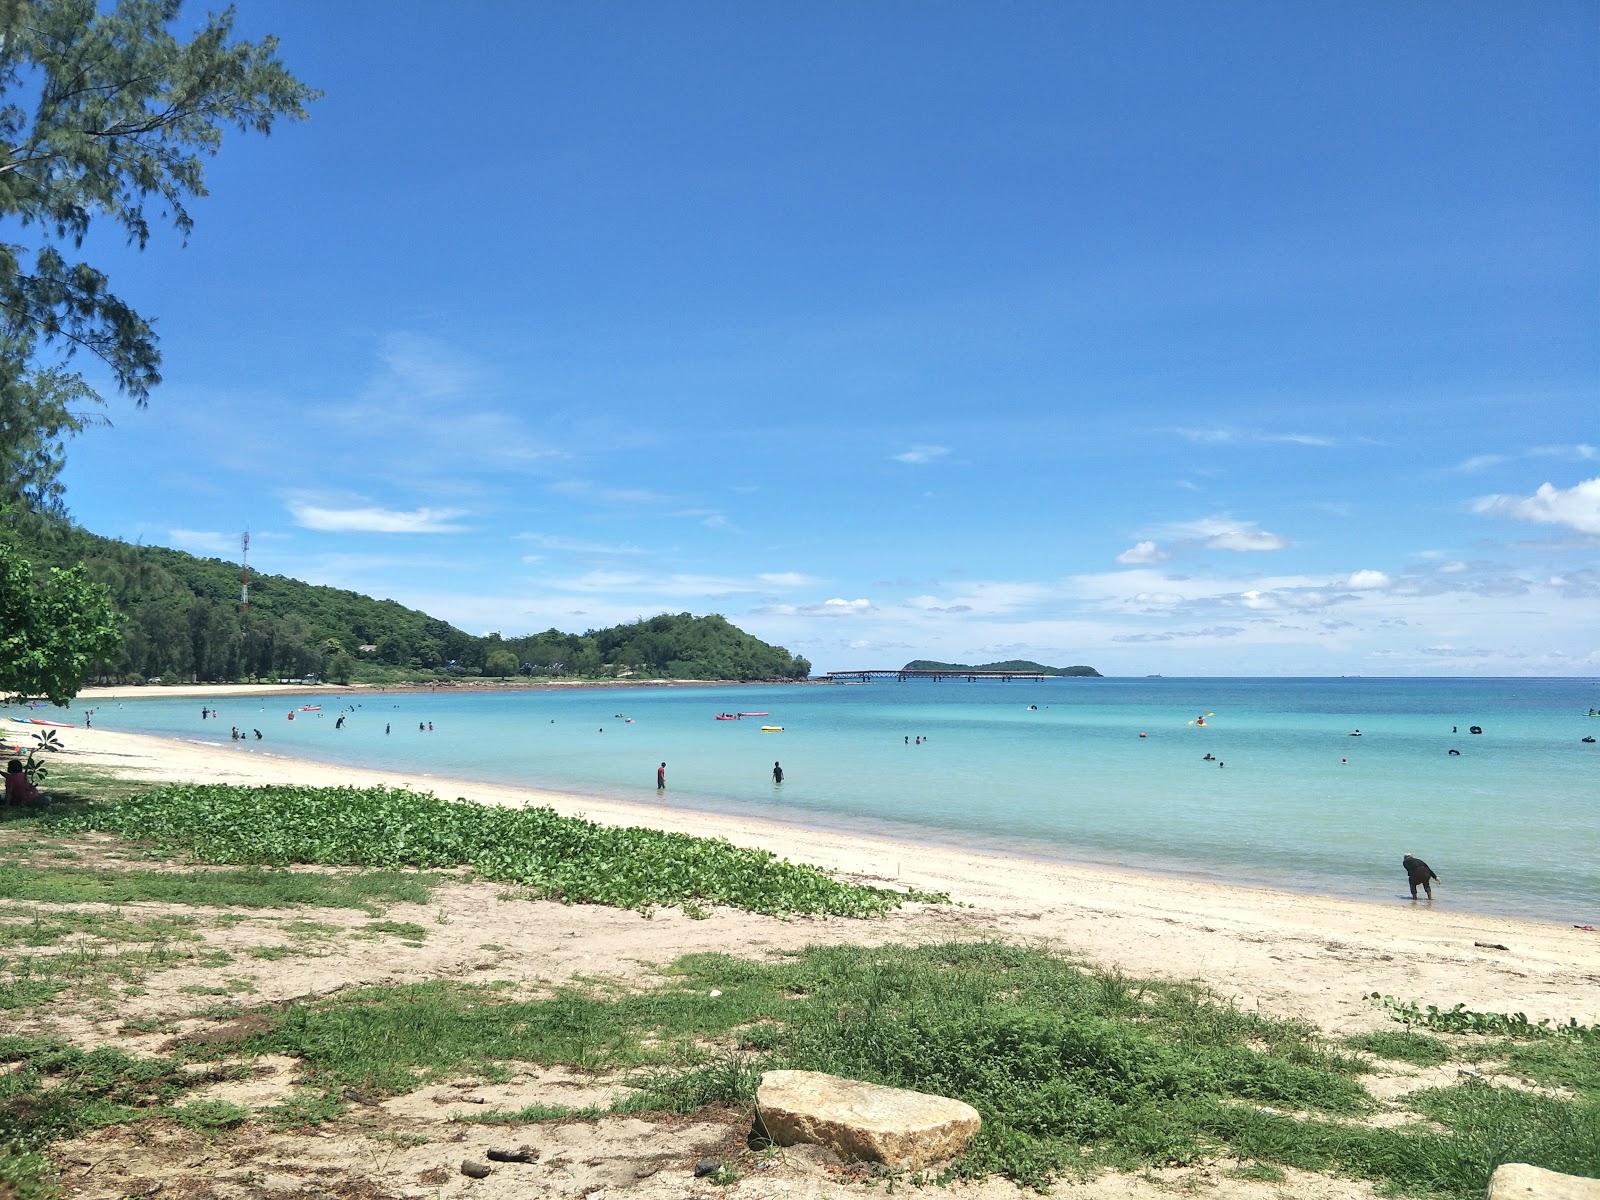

left=9, top=723, right=1599, bottom=1200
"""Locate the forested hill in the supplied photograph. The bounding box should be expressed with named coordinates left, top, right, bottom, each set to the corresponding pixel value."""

left=4, top=520, right=811, bottom=684
left=903, top=659, right=1102, bottom=677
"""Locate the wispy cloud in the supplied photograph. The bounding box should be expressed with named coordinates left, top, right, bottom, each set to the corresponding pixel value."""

left=891, top=444, right=950, bottom=464
left=759, top=572, right=823, bottom=587
left=1472, top=477, right=1600, bottom=536
left=288, top=502, right=470, bottom=534
left=549, top=479, right=673, bottom=506
left=1167, top=427, right=1336, bottom=448
left=1451, top=444, right=1595, bottom=473
left=517, top=533, right=646, bottom=556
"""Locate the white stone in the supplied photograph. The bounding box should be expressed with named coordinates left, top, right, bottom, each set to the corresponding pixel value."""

left=755, top=1070, right=980, bottom=1170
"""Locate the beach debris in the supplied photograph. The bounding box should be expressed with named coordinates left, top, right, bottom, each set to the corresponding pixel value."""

left=486, top=1145, right=538, bottom=1163
left=460, top=1159, right=492, bottom=1178
left=1487, top=1161, right=1600, bottom=1198
left=694, top=1157, right=722, bottom=1177
left=1474, top=941, right=1510, bottom=951
left=755, top=1069, right=980, bottom=1169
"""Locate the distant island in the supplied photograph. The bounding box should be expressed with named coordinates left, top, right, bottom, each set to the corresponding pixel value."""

left=902, top=659, right=1102, bottom=677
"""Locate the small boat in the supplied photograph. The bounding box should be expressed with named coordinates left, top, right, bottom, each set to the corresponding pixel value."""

left=299, top=705, right=322, bottom=712
left=714, top=713, right=739, bottom=721
left=27, top=718, right=74, bottom=728
left=761, top=725, right=784, bottom=732
left=737, top=711, right=768, bottom=717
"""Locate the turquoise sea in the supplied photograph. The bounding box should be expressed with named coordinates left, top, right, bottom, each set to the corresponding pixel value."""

left=56, top=677, right=1600, bottom=925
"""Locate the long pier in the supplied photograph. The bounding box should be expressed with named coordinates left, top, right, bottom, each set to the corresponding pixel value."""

left=823, top=668, right=1049, bottom=682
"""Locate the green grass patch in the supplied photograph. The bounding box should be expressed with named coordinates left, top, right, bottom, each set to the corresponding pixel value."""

left=0, top=863, right=437, bottom=914
left=2, top=937, right=226, bottom=1013
left=0, top=907, right=201, bottom=949
left=1345, top=1030, right=1451, bottom=1066
left=359, top=920, right=427, bottom=942
left=66, top=783, right=947, bottom=917
left=283, top=919, right=342, bottom=937
left=0, top=1036, right=232, bottom=1194
left=182, top=941, right=1600, bottom=1196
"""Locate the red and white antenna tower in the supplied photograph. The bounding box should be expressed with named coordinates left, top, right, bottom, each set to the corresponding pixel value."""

left=241, top=530, right=251, bottom=617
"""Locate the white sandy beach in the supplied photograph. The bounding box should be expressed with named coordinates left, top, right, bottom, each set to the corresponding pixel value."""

left=42, top=720, right=1600, bottom=1035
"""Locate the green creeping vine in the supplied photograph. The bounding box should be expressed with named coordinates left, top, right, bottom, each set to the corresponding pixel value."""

left=64, top=784, right=948, bottom=917
left=1371, top=994, right=1600, bottom=1042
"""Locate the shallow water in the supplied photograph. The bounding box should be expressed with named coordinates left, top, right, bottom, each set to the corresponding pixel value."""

left=54, top=677, right=1600, bottom=924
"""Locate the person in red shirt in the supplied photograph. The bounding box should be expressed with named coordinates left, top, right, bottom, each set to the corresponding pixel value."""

left=5, top=759, right=42, bottom=808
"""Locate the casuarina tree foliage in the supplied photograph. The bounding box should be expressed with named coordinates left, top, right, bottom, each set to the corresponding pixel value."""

left=0, top=0, right=318, bottom=513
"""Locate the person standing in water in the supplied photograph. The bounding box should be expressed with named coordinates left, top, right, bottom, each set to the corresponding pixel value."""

left=657, top=762, right=666, bottom=790
left=772, top=761, right=783, bottom=784
left=1403, top=853, right=1440, bottom=900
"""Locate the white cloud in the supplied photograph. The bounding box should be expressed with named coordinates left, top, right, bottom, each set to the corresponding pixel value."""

left=1150, top=516, right=1290, bottom=553
left=288, top=502, right=469, bottom=534
left=1347, top=570, right=1391, bottom=589
left=892, top=444, right=950, bottom=464
left=1438, top=561, right=1469, bottom=574
left=1472, top=477, right=1600, bottom=536
left=1115, top=540, right=1170, bottom=564
left=756, top=597, right=873, bottom=616
left=1209, top=527, right=1288, bottom=552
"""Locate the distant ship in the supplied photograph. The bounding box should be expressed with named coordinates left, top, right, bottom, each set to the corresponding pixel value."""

left=1146, top=674, right=1162, bottom=678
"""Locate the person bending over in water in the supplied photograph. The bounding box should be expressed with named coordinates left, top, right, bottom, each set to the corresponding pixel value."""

left=1403, top=853, right=1440, bottom=900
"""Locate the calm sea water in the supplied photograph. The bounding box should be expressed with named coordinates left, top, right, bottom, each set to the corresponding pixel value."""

left=54, top=677, right=1600, bottom=925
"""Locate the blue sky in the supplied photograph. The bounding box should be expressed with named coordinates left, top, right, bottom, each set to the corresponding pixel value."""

left=58, top=1, right=1598, bottom=675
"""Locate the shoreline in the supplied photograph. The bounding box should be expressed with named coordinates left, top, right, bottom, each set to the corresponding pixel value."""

left=36, top=724, right=1600, bottom=1034
left=75, top=678, right=815, bottom=702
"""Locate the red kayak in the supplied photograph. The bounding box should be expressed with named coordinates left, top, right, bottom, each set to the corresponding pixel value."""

left=28, top=718, right=74, bottom=728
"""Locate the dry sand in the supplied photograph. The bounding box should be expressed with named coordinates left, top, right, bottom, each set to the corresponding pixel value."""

left=10, top=717, right=1599, bottom=1200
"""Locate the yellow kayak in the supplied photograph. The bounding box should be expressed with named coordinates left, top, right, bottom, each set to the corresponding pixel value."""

left=761, top=725, right=784, bottom=732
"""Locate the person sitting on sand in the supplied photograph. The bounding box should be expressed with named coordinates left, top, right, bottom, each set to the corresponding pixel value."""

left=1403, top=853, right=1440, bottom=900
left=4, top=760, right=43, bottom=808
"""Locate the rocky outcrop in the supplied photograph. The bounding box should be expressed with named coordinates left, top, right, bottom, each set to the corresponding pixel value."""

left=1488, top=1164, right=1600, bottom=1199
left=755, top=1070, right=980, bottom=1170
